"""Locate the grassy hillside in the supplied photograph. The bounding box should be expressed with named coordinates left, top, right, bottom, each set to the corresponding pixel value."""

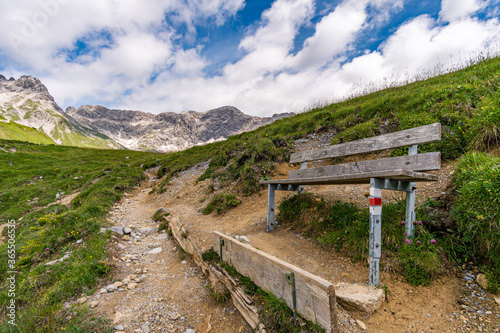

left=0, top=100, right=122, bottom=150
left=0, top=121, right=55, bottom=145
left=0, top=57, right=498, bottom=331
left=0, top=140, right=164, bottom=331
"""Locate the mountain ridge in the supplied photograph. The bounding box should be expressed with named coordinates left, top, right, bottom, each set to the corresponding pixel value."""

left=0, top=74, right=293, bottom=152
left=0, top=75, right=122, bottom=149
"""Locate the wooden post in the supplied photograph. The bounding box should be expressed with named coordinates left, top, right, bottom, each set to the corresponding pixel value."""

left=267, top=184, right=276, bottom=232
left=369, top=178, right=382, bottom=286
left=405, top=145, right=418, bottom=237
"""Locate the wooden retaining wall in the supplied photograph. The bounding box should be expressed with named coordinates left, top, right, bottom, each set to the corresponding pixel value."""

left=169, top=216, right=338, bottom=332
left=214, top=231, right=338, bottom=333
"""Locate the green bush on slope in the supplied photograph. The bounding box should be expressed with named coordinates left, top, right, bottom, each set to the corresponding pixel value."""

left=451, top=152, right=500, bottom=293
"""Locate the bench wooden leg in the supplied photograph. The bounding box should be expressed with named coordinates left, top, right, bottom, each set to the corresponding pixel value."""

left=405, top=182, right=416, bottom=237
left=267, top=184, right=277, bottom=232
left=369, top=178, right=382, bottom=286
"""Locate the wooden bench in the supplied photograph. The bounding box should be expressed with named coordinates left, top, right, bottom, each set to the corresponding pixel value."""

left=260, top=123, right=442, bottom=286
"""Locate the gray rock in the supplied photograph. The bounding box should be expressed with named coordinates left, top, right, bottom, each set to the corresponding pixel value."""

left=183, top=330, right=196, bottom=333
left=334, top=282, right=385, bottom=314
left=356, top=319, right=366, bottom=330
left=460, top=304, right=474, bottom=312
left=141, top=324, right=150, bottom=333
left=76, top=239, right=83, bottom=244
left=77, top=297, right=87, bottom=304
left=477, top=273, right=488, bottom=289
left=168, top=312, right=181, bottom=320
left=110, top=227, right=124, bottom=236
left=106, top=284, right=117, bottom=292
left=148, top=247, right=162, bottom=254
left=235, top=235, right=250, bottom=243
left=114, top=325, right=124, bottom=331
left=138, top=227, right=156, bottom=235
left=123, top=227, right=133, bottom=235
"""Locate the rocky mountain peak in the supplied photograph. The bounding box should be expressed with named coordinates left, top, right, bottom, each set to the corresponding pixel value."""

left=16, top=75, right=50, bottom=94
left=0, top=74, right=51, bottom=95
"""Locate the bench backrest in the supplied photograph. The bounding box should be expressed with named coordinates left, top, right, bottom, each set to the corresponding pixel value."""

left=288, top=123, right=442, bottom=180
left=289, top=123, right=441, bottom=164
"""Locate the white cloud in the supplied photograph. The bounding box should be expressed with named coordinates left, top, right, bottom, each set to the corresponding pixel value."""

left=289, top=0, right=367, bottom=70
left=381, top=14, right=500, bottom=73
left=114, top=0, right=500, bottom=117
left=440, top=0, right=487, bottom=22
left=225, top=0, right=314, bottom=80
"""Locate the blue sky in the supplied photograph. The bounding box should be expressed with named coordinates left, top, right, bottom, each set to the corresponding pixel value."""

left=0, top=0, right=499, bottom=116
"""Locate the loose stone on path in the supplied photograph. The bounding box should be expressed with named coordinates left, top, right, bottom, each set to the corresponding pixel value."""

left=148, top=247, right=162, bottom=254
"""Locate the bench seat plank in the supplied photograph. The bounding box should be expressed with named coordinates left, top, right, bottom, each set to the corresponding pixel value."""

left=260, top=169, right=437, bottom=186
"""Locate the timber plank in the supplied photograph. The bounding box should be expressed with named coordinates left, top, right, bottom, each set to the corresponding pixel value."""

left=260, top=169, right=438, bottom=185
left=290, top=123, right=441, bottom=163
left=213, top=231, right=338, bottom=333
left=289, top=152, right=440, bottom=179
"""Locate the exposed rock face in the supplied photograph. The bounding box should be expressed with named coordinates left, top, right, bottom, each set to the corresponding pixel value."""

left=0, top=75, right=121, bottom=149
left=66, top=105, right=293, bottom=152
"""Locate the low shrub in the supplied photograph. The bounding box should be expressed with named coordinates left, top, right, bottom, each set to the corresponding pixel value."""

left=153, top=208, right=170, bottom=222
left=202, top=193, right=241, bottom=215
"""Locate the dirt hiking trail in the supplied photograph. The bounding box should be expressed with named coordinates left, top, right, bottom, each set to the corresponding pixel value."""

left=86, top=155, right=500, bottom=332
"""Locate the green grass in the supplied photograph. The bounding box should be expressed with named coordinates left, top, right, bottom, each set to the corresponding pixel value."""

left=153, top=208, right=170, bottom=221
left=205, top=283, right=231, bottom=305
left=154, top=208, right=170, bottom=232
left=448, top=153, right=500, bottom=292
left=0, top=140, right=165, bottom=330
left=0, top=121, right=55, bottom=145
